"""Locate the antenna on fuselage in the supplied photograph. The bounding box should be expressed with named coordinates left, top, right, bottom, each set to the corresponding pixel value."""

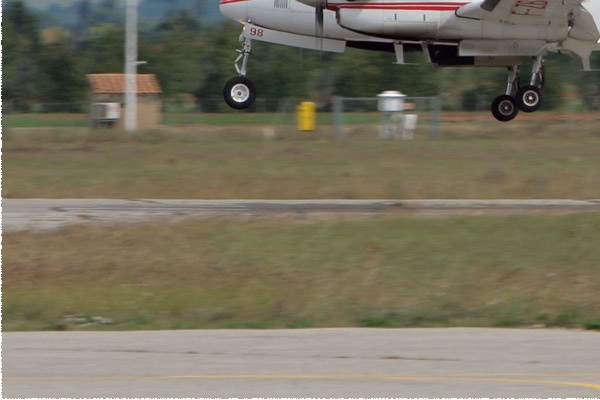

left=314, top=0, right=328, bottom=53
left=316, top=0, right=326, bottom=37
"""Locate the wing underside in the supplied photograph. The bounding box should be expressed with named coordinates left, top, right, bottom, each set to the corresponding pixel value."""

left=457, top=0, right=599, bottom=68
left=457, top=0, right=576, bottom=25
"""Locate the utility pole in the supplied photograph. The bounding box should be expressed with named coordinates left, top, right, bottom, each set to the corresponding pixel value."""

left=124, top=0, right=138, bottom=132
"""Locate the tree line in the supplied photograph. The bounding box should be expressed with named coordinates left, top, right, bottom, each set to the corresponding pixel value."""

left=3, top=0, right=599, bottom=113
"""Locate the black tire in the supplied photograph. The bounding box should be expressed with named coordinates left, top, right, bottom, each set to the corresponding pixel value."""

left=516, top=85, right=543, bottom=113
left=491, top=95, right=519, bottom=122
left=223, top=77, right=256, bottom=110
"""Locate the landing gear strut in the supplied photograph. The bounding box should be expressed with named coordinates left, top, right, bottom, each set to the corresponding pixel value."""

left=516, top=55, right=544, bottom=113
left=491, top=66, right=520, bottom=122
left=224, top=33, right=256, bottom=110
left=490, top=55, right=545, bottom=122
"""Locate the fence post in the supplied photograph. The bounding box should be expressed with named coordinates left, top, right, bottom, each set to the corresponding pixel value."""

left=332, top=96, right=345, bottom=139
left=429, top=96, right=441, bottom=139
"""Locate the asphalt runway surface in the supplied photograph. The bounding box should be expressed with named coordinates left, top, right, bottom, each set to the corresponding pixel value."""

left=3, top=328, right=600, bottom=397
left=3, top=198, right=600, bottom=231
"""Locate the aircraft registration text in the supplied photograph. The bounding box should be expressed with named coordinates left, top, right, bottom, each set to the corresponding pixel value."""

left=512, top=0, right=549, bottom=16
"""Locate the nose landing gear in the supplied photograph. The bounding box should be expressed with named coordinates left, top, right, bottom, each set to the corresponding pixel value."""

left=490, top=56, right=545, bottom=122
left=224, top=33, right=256, bottom=110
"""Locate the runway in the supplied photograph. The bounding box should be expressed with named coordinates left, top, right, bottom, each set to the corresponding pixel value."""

left=3, top=198, right=600, bottom=231
left=3, top=328, right=599, bottom=397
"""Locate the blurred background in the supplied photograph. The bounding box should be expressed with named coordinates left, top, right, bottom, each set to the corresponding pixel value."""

left=3, top=0, right=600, bottom=117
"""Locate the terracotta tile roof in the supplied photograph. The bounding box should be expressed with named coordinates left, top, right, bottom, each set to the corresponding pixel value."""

left=87, top=73, right=162, bottom=94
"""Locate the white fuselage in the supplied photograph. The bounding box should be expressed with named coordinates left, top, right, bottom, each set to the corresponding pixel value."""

left=220, top=0, right=362, bottom=40
left=219, top=0, right=600, bottom=44
left=220, top=0, right=600, bottom=69
left=219, top=0, right=600, bottom=119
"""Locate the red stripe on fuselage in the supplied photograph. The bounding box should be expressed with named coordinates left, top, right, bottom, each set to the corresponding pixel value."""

left=220, top=0, right=247, bottom=5
left=328, top=2, right=468, bottom=11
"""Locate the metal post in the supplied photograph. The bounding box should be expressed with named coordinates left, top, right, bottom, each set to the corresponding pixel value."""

left=124, top=0, right=138, bottom=132
left=332, top=96, right=344, bottom=139
left=430, top=96, right=441, bottom=139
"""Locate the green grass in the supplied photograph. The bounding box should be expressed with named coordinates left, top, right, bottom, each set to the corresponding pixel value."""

left=3, top=113, right=90, bottom=128
left=3, top=124, right=600, bottom=199
left=3, top=213, right=600, bottom=331
left=3, top=112, right=342, bottom=128
left=5, top=110, right=597, bottom=129
left=2, top=112, right=289, bottom=128
left=161, top=112, right=384, bottom=126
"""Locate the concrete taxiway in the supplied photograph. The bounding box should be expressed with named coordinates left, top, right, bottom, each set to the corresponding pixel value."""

left=3, top=328, right=599, bottom=397
left=3, top=198, right=600, bottom=231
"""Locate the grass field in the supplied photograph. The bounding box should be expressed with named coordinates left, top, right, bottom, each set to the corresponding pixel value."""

left=2, top=112, right=300, bottom=128
left=3, top=119, right=600, bottom=331
left=4, top=213, right=600, bottom=331
left=3, top=119, right=600, bottom=199
left=3, top=110, right=600, bottom=128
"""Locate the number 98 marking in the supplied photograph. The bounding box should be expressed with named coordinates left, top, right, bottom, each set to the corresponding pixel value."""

left=249, top=27, right=264, bottom=37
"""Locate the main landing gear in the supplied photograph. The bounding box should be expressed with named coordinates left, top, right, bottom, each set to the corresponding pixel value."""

left=491, top=56, right=545, bottom=122
left=224, top=34, right=256, bottom=110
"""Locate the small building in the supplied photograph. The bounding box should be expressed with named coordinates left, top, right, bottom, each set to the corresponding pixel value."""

left=87, top=73, right=162, bottom=130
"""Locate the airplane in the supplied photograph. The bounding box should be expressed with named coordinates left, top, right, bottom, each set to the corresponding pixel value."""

left=219, top=0, right=600, bottom=121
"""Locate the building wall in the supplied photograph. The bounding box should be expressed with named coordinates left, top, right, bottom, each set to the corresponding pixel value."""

left=90, top=94, right=162, bottom=130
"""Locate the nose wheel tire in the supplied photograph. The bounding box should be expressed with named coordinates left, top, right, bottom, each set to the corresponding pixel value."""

left=516, top=85, right=543, bottom=113
left=224, top=77, right=256, bottom=110
left=491, top=95, right=519, bottom=122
